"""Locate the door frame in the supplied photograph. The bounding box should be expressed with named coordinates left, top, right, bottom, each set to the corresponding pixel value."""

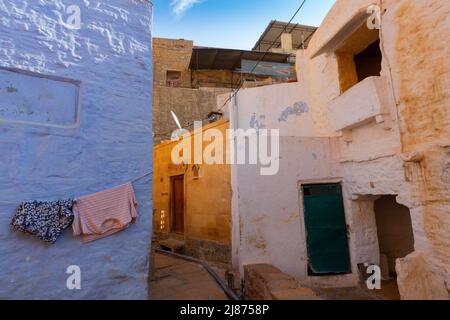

left=169, top=174, right=186, bottom=236
left=298, top=178, right=355, bottom=279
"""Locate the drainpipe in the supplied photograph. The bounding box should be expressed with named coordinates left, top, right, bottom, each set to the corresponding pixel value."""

left=229, top=92, right=242, bottom=276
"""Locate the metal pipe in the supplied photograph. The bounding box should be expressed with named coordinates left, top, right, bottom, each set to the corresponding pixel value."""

left=155, top=249, right=240, bottom=300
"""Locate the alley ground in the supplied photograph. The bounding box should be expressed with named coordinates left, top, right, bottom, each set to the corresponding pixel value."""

left=313, top=283, right=400, bottom=300
left=149, top=253, right=400, bottom=300
left=149, top=253, right=229, bottom=300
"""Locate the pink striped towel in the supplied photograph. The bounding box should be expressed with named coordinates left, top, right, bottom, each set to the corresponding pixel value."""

left=72, top=183, right=138, bottom=243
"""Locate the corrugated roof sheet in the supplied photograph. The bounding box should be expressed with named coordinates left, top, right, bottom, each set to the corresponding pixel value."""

left=189, top=47, right=291, bottom=71
left=253, top=20, right=317, bottom=51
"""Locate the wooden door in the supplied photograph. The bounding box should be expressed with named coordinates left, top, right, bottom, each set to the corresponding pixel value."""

left=171, top=175, right=184, bottom=234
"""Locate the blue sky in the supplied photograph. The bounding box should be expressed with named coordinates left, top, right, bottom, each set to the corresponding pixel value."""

left=152, top=0, right=336, bottom=50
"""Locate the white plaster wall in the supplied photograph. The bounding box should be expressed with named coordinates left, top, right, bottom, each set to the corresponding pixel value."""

left=295, top=50, right=340, bottom=137
left=0, top=0, right=153, bottom=299
left=306, top=0, right=376, bottom=56
left=233, top=82, right=314, bottom=137
left=296, top=0, right=419, bottom=287
left=225, top=1, right=406, bottom=287
left=327, top=76, right=391, bottom=131
left=235, top=137, right=341, bottom=281
left=226, top=82, right=362, bottom=286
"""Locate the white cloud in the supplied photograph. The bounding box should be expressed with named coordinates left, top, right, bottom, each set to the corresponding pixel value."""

left=171, top=0, right=204, bottom=17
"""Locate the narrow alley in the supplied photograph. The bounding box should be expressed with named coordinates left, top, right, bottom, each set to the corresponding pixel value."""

left=149, top=253, right=229, bottom=300
left=149, top=252, right=400, bottom=301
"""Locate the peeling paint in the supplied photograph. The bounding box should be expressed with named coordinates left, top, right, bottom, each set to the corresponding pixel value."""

left=284, top=213, right=300, bottom=225
left=251, top=215, right=267, bottom=223
left=442, top=157, right=450, bottom=184
left=5, top=85, right=18, bottom=93
left=278, top=101, right=309, bottom=122
left=247, top=235, right=267, bottom=251
left=250, top=113, right=266, bottom=131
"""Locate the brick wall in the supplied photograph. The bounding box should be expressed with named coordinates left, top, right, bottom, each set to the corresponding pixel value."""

left=152, top=38, right=231, bottom=143
left=153, top=86, right=229, bottom=143
left=153, top=38, right=193, bottom=88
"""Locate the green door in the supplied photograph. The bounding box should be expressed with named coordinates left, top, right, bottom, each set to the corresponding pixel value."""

left=302, top=184, right=351, bottom=275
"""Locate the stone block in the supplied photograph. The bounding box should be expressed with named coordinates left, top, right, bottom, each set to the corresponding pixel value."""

left=272, top=288, right=322, bottom=300
left=244, top=264, right=300, bottom=300
left=160, top=239, right=185, bottom=252
left=396, top=251, right=449, bottom=300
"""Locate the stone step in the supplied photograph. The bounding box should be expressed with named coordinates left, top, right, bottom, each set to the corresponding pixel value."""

left=272, top=288, right=323, bottom=300
left=159, top=239, right=185, bottom=252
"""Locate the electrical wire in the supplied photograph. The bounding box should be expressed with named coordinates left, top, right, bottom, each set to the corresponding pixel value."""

left=216, top=0, right=308, bottom=113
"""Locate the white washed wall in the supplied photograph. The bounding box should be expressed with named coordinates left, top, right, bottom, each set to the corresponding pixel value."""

left=0, top=0, right=153, bottom=299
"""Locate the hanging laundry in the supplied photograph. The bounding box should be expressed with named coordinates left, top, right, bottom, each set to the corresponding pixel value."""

left=11, top=199, right=75, bottom=243
left=72, top=183, right=138, bottom=243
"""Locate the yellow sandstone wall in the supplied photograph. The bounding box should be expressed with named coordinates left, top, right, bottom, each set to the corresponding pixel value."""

left=153, top=120, right=232, bottom=264
left=152, top=38, right=231, bottom=143
left=301, top=0, right=450, bottom=297
left=388, top=0, right=450, bottom=294
left=152, top=38, right=193, bottom=88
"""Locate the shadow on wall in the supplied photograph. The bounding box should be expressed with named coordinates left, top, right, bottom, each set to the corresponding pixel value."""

left=374, top=195, right=414, bottom=276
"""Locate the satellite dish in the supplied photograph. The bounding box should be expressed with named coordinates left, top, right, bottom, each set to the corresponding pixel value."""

left=170, top=111, right=189, bottom=140
left=171, top=129, right=190, bottom=140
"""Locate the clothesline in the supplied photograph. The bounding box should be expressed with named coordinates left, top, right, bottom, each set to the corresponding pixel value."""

left=131, top=171, right=153, bottom=183
left=0, top=171, right=153, bottom=205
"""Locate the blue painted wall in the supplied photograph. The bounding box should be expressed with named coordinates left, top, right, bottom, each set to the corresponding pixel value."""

left=0, top=0, right=153, bottom=299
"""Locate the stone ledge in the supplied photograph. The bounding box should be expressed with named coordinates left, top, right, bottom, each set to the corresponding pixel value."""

left=244, top=264, right=321, bottom=300
left=272, top=288, right=322, bottom=300
left=160, top=239, right=185, bottom=252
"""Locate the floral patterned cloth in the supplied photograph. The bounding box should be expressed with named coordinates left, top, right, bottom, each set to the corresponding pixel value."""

left=11, top=199, right=75, bottom=243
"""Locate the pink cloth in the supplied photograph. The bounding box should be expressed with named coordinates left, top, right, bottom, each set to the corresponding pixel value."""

left=72, top=183, right=138, bottom=243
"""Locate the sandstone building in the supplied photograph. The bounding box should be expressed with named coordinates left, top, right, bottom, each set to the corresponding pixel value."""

left=223, top=0, right=449, bottom=300
left=152, top=37, right=297, bottom=143
left=151, top=35, right=305, bottom=265
left=153, top=120, right=232, bottom=264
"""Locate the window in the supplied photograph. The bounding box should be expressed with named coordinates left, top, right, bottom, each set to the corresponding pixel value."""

left=335, top=24, right=382, bottom=93
left=166, top=70, right=182, bottom=87
left=354, top=39, right=382, bottom=83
